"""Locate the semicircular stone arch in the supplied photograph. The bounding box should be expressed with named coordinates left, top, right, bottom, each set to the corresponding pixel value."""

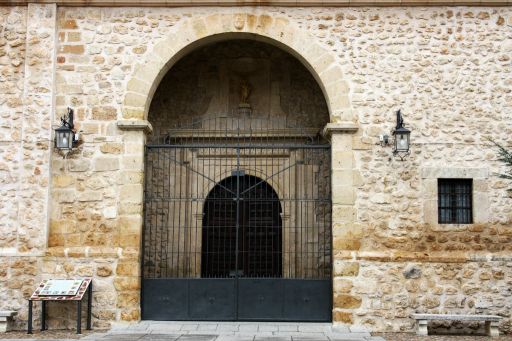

left=122, top=13, right=352, bottom=124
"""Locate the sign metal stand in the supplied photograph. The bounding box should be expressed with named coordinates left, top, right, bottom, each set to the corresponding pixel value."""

left=27, top=278, right=92, bottom=334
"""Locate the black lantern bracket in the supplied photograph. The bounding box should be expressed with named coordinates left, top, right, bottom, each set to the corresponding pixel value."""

left=54, top=107, right=80, bottom=156
left=392, top=109, right=411, bottom=161
left=378, top=109, right=411, bottom=161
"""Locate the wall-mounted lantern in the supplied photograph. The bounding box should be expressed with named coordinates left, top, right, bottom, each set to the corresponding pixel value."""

left=392, top=109, right=411, bottom=160
left=379, top=109, right=411, bottom=161
left=55, top=107, right=79, bottom=152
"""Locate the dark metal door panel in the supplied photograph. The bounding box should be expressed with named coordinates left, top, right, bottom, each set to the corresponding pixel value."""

left=283, top=279, right=332, bottom=321
left=142, top=279, right=189, bottom=320
left=237, top=279, right=284, bottom=320
left=189, top=279, right=236, bottom=320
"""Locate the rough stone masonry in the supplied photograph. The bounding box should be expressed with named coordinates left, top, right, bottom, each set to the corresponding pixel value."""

left=0, top=1, right=511, bottom=334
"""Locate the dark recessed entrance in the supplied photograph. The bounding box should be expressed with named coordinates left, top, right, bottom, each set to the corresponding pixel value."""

left=201, top=175, right=282, bottom=279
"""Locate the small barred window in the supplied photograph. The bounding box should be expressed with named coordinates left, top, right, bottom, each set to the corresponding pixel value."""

left=438, top=179, right=473, bottom=224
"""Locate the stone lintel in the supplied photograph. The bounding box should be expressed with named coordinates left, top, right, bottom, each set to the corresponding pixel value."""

left=421, top=167, right=489, bottom=179
left=0, top=0, right=509, bottom=6
left=117, top=120, right=153, bottom=134
left=323, top=122, right=359, bottom=137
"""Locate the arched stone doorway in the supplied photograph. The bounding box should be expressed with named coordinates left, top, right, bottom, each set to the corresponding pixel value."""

left=140, top=38, right=334, bottom=321
left=202, top=175, right=283, bottom=279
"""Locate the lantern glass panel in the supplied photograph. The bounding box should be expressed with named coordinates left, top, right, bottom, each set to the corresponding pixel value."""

left=395, top=131, right=410, bottom=152
left=56, top=129, right=73, bottom=149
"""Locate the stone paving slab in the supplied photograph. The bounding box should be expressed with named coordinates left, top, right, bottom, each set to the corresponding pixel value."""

left=0, top=323, right=383, bottom=341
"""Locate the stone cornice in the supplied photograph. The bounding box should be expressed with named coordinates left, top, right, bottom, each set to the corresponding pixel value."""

left=0, top=0, right=510, bottom=6
left=322, top=122, right=359, bottom=137
left=117, top=120, right=153, bottom=134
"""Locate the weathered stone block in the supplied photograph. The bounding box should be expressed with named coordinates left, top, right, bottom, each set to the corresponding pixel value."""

left=117, top=291, right=139, bottom=308
left=120, top=308, right=140, bottom=321
left=103, top=206, right=117, bottom=219
left=332, top=186, right=355, bottom=205
left=333, top=311, right=353, bottom=324
left=334, top=262, right=360, bottom=276
left=53, top=189, right=75, bottom=203
left=59, top=45, right=84, bottom=54
left=118, top=216, right=142, bottom=234
left=119, top=184, right=143, bottom=202
left=52, top=175, right=74, bottom=187
left=333, top=237, right=361, bottom=251
left=119, top=202, right=142, bottom=215
left=334, top=294, right=362, bottom=309
left=50, top=219, right=76, bottom=234
left=122, top=155, right=144, bottom=170
left=116, top=262, right=138, bottom=276
left=94, top=157, right=120, bottom=172
left=119, top=233, right=140, bottom=247
left=67, top=32, right=81, bottom=42
left=61, top=19, right=78, bottom=29
left=68, top=159, right=90, bottom=172
left=96, top=265, right=113, bottom=277
left=332, top=206, right=356, bottom=223
left=118, top=171, right=143, bottom=185
left=334, top=278, right=353, bottom=293
left=78, top=191, right=103, bottom=202
left=92, top=106, right=117, bottom=121
left=114, top=277, right=140, bottom=291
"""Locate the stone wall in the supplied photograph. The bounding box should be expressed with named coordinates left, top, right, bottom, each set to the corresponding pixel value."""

left=336, top=259, right=512, bottom=333
left=0, top=4, right=510, bottom=333
left=0, top=6, right=27, bottom=251
left=0, top=3, right=57, bottom=330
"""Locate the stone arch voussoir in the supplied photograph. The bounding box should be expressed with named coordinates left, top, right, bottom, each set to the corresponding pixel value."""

left=122, top=12, right=352, bottom=124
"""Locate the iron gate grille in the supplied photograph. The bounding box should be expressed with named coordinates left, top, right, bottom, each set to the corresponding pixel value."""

left=142, top=117, right=332, bottom=321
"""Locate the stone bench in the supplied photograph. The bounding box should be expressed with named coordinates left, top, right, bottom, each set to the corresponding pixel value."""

left=412, top=313, right=502, bottom=337
left=0, top=311, right=17, bottom=333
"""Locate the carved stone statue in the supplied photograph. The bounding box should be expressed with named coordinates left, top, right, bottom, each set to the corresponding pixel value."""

left=240, top=79, right=251, bottom=105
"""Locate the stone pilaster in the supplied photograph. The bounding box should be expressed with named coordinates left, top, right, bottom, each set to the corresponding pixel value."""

left=18, top=3, right=57, bottom=254
left=324, top=122, right=361, bottom=324
left=116, top=122, right=149, bottom=322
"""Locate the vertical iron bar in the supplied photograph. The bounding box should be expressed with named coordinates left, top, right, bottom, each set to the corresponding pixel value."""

left=27, top=300, right=32, bottom=334
left=170, top=148, right=177, bottom=277
left=87, top=281, right=92, bottom=330
left=234, top=122, right=241, bottom=319
left=76, top=300, right=82, bottom=334
left=164, top=148, right=169, bottom=278
left=41, top=300, right=46, bottom=331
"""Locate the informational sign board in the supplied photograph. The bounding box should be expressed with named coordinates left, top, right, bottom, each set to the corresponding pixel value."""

left=30, top=278, right=92, bottom=301
left=39, top=279, right=83, bottom=296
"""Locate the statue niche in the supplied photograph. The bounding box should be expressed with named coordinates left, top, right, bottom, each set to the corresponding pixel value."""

left=148, top=40, right=329, bottom=137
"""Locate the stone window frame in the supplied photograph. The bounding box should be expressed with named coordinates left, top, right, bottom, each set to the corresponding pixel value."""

left=422, top=168, right=489, bottom=231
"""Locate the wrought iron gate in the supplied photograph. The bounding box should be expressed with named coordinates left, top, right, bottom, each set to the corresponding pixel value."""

left=142, top=117, right=332, bottom=321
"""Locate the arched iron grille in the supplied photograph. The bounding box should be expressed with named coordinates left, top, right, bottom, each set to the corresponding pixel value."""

left=142, top=116, right=332, bottom=321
